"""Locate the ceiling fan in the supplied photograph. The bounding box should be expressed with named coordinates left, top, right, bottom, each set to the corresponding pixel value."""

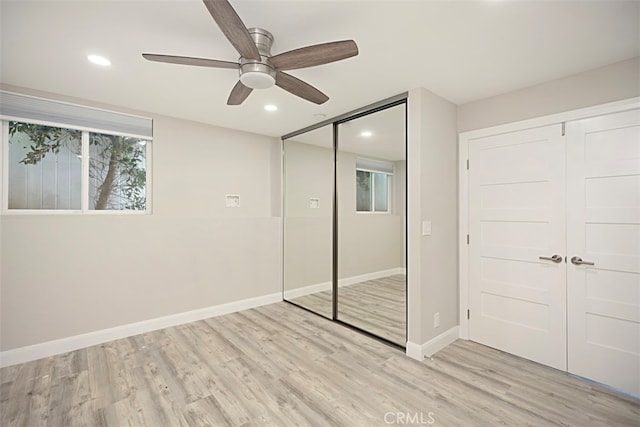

left=142, top=0, right=359, bottom=106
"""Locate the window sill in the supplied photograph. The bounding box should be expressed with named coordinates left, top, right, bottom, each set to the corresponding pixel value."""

left=1, top=209, right=151, bottom=216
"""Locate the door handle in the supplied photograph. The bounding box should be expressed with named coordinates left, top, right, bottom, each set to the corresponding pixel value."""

left=570, top=256, right=595, bottom=266
left=539, top=254, right=563, bottom=263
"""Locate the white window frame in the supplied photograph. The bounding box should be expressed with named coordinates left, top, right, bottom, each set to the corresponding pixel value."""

left=356, top=165, right=393, bottom=214
left=1, top=118, right=153, bottom=215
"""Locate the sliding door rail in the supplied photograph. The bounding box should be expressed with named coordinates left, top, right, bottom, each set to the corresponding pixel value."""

left=281, top=92, right=407, bottom=141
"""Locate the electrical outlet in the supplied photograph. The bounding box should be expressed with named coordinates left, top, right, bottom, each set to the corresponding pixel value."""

left=434, top=312, right=440, bottom=328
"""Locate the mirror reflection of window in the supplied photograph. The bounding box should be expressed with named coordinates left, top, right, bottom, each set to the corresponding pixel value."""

left=355, top=158, right=394, bottom=213
left=356, top=170, right=372, bottom=211
left=374, top=173, right=389, bottom=212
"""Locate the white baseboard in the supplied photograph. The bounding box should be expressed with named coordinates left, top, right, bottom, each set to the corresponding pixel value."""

left=405, top=341, right=424, bottom=360
left=406, top=326, right=459, bottom=361
left=338, top=267, right=406, bottom=287
left=0, top=292, right=282, bottom=368
left=283, top=280, right=331, bottom=300
left=284, top=267, right=406, bottom=300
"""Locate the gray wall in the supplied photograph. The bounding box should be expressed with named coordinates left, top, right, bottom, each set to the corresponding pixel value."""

left=1, top=87, right=282, bottom=351
left=458, top=57, right=640, bottom=132
left=408, top=87, right=458, bottom=346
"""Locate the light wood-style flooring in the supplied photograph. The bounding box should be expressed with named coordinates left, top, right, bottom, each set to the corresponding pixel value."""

left=287, top=274, right=406, bottom=345
left=1, top=302, right=638, bottom=426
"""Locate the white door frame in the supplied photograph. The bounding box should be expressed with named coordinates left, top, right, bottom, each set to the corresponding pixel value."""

left=458, top=96, right=640, bottom=340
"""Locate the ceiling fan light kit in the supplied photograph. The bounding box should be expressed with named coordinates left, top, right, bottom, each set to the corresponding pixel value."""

left=239, top=28, right=276, bottom=89
left=142, top=0, right=358, bottom=106
left=240, top=68, right=275, bottom=90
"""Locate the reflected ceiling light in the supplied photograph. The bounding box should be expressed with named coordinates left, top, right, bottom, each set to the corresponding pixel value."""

left=360, top=130, right=373, bottom=138
left=87, top=54, right=111, bottom=66
left=264, top=104, right=278, bottom=112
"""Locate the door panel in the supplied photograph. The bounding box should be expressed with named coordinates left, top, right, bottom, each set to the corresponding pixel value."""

left=283, top=125, right=334, bottom=319
left=469, top=124, right=567, bottom=370
left=336, top=103, right=407, bottom=346
left=566, top=109, right=640, bottom=396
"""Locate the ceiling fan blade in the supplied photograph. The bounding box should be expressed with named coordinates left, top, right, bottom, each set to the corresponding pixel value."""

left=202, top=0, right=260, bottom=61
left=275, top=72, right=329, bottom=105
left=142, top=53, right=239, bottom=69
left=269, top=40, right=358, bottom=71
left=227, top=81, right=253, bottom=105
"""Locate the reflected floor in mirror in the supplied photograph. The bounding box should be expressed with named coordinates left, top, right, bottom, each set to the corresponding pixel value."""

left=288, top=274, right=406, bottom=346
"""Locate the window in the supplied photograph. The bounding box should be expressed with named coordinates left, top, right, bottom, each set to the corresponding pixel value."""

left=1, top=91, right=152, bottom=213
left=6, top=121, right=149, bottom=211
left=88, top=132, right=147, bottom=210
left=356, top=158, right=392, bottom=213
left=8, top=122, right=82, bottom=209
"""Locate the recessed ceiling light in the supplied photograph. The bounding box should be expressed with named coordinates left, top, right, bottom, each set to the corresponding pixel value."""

left=264, top=104, right=278, bottom=112
left=87, top=54, right=111, bottom=67
left=360, top=130, right=373, bottom=138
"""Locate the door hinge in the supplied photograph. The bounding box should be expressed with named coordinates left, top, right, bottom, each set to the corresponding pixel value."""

left=467, top=309, right=470, bottom=320
left=561, top=122, right=566, bottom=136
left=466, top=234, right=470, bottom=245
left=466, top=159, right=469, bottom=170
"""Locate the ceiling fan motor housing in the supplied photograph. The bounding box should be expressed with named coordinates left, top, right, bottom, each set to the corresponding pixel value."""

left=240, top=28, right=276, bottom=89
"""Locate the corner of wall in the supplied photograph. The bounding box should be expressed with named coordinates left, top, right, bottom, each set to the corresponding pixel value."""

left=406, top=326, right=459, bottom=361
left=407, top=88, right=424, bottom=346
left=407, top=87, right=459, bottom=350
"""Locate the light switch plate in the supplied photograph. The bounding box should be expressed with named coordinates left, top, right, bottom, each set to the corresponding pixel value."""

left=422, top=220, right=432, bottom=236
left=226, top=194, right=240, bottom=208
left=309, top=198, right=320, bottom=209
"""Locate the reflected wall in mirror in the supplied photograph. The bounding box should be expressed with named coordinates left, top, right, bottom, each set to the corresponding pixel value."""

left=337, top=103, right=406, bottom=346
left=283, top=125, right=333, bottom=318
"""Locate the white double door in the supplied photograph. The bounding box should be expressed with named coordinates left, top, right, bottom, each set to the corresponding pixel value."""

left=468, top=109, right=640, bottom=395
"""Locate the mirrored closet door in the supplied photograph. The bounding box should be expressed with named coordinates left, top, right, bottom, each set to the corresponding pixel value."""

left=336, top=103, right=406, bottom=346
left=282, top=124, right=334, bottom=318
left=283, top=97, right=407, bottom=347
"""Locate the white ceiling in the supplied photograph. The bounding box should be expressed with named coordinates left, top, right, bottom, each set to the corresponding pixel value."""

left=1, top=0, right=638, bottom=138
